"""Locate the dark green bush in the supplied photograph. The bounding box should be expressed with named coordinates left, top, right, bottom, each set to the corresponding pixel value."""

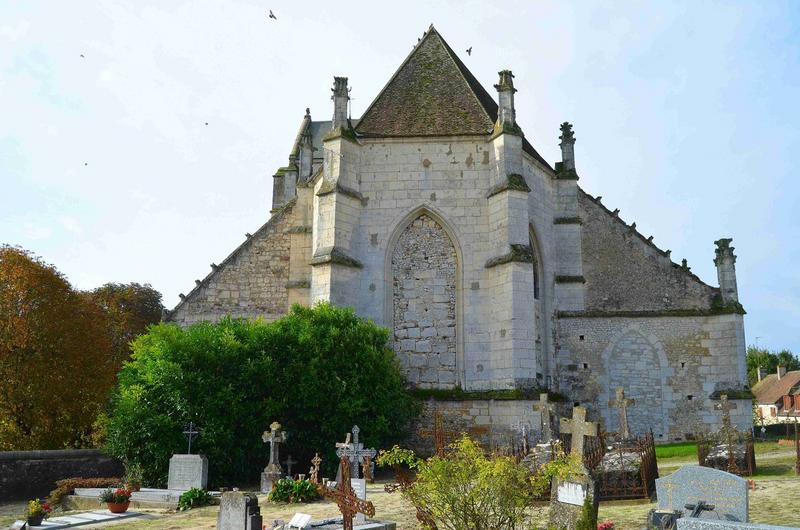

left=268, top=478, right=321, bottom=503
left=103, top=303, right=419, bottom=487
left=178, top=488, right=214, bottom=511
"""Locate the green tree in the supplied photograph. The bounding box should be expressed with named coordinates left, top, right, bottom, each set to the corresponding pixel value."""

left=85, top=283, right=163, bottom=366
left=747, top=345, right=800, bottom=387
left=0, top=246, right=116, bottom=449
left=103, top=303, right=419, bottom=487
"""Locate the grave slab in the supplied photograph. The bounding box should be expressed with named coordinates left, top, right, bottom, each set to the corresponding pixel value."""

left=656, top=465, right=748, bottom=522
left=677, top=520, right=800, bottom=530
left=13, top=510, right=141, bottom=529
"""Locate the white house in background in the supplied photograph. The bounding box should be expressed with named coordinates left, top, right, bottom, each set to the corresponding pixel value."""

left=752, top=366, right=800, bottom=425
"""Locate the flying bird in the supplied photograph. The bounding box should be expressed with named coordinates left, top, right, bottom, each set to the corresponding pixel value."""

left=466, top=46, right=472, bottom=56
left=80, top=53, right=85, bottom=58
left=268, top=10, right=277, bottom=20
left=205, top=122, right=209, bottom=126
left=84, top=162, right=88, bottom=166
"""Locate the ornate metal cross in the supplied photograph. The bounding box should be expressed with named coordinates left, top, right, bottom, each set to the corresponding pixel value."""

left=608, top=387, right=635, bottom=440
left=419, top=410, right=457, bottom=457
left=560, top=405, right=598, bottom=458
left=318, top=456, right=376, bottom=530
left=309, top=452, right=322, bottom=484
left=262, top=421, right=288, bottom=473
left=335, top=426, right=377, bottom=478
left=183, top=422, right=200, bottom=454
left=534, top=393, right=557, bottom=442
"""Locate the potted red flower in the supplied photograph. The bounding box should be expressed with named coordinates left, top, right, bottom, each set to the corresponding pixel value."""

left=99, top=487, right=133, bottom=513
left=25, top=498, right=52, bottom=526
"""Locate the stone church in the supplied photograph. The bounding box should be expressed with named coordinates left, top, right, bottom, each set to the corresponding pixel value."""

left=167, top=26, right=751, bottom=443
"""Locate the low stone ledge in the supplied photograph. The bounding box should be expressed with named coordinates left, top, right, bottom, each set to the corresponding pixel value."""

left=485, top=244, right=534, bottom=268
left=486, top=174, right=531, bottom=198
left=310, top=246, right=363, bottom=268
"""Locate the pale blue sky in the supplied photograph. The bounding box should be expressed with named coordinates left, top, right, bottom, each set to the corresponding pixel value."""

left=1, top=1, right=798, bottom=352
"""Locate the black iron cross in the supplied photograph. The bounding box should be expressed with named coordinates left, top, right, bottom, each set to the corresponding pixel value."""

left=183, top=422, right=200, bottom=454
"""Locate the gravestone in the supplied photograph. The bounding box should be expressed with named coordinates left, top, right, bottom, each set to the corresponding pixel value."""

left=168, top=422, right=209, bottom=490
left=677, top=520, right=800, bottom=529
left=549, top=406, right=599, bottom=530
left=167, top=454, right=209, bottom=490
left=656, top=465, right=748, bottom=522
left=261, top=421, right=288, bottom=493
left=351, top=478, right=367, bottom=524
left=217, top=491, right=263, bottom=530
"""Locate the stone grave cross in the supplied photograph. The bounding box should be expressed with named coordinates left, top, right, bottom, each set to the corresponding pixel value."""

left=560, top=405, right=598, bottom=458
left=283, top=454, right=297, bottom=477
left=608, top=387, right=635, bottom=439
left=335, top=426, right=377, bottom=478
left=714, top=394, right=737, bottom=437
left=534, top=393, right=557, bottom=442
left=262, top=421, right=288, bottom=473
left=183, top=422, right=200, bottom=454
left=318, top=456, right=376, bottom=530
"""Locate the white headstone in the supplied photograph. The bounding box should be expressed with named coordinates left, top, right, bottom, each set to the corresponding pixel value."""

left=168, top=454, right=208, bottom=490
left=351, top=478, right=367, bottom=524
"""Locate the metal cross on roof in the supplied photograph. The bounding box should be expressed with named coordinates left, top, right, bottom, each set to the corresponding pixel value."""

left=608, top=387, right=636, bottom=440
left=560, top=405, right=598, bottom=458
left=534, top=393, right=558, bottom=442
left=335, top=426, right=377, bottom=479
left=317, top=456, right=375, bottom=530
left=183, top=422, right=200, bottom=454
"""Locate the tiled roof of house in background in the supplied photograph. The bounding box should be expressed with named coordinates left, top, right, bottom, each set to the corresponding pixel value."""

left=752, top=371, right=800, bottom=405
left=354, top=26, right=551, bottom=169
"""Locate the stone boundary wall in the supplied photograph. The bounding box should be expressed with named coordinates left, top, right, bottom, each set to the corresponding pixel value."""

left=408, top=399, right=566, bottom=455
left=0, top=449, right=123, bottom=501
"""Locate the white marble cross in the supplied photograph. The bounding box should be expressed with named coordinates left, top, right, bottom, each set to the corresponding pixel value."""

left=560, top=406, right=598, bottom=458
left=608, top=387, right=635, bottom=439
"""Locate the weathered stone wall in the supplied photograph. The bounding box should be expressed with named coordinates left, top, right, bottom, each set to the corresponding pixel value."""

left=558, top=313, right=750, bottom=442
left=392, top=214, right=457, bottom=388
left=169, top=205, right=293, bottom=325
left=0, top=449, right=123, bottom=501
left=578, top=190, right=717, bottom=311
left=408, top=399, right=559, bottom=456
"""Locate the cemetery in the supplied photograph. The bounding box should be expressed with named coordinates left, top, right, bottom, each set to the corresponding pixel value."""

left=2, top=4, right=800, bottom=530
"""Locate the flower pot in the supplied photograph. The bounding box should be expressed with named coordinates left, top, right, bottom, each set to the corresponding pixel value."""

left=26, top=515, right=44, bottom=526
left=107, top=501, right=130, bottom=513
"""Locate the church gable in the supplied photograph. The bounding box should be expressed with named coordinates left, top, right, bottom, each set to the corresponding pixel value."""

left=355, top=26, right=495, bottom=138
left=578, top=189, right=718, bottom=312
left=167, top=203, right=294, bottom=325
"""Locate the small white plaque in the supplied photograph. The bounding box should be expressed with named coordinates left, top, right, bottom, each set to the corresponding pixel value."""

left=351, top=478, right=367, bottom=523
left=557, top=482, right=586, bottom=506
left=288, top=513, right=312, bottom=528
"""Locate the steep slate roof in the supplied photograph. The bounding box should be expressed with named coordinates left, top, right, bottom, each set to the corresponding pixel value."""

left=752, top=371, right=800, bottom=405
left=354, top=26, right=551, bottom=169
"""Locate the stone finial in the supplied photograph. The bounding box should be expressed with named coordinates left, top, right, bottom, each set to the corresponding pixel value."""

left=559, top=122, right=577, bottom=173
left=494, top=70, right=517, bottom=131
left=331, top=77, right=349, bottom=129
left=714, top=238, right=739, bottom=303
left=195, top=279, right=201, bottom=286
